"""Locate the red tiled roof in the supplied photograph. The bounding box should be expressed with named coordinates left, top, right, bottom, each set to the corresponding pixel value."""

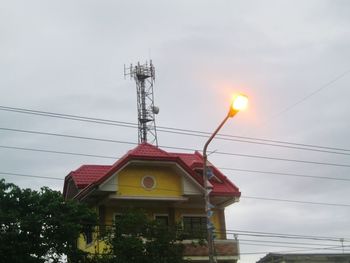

left=70, top=165, right=111, bottom=188
left=64, top=143, right=240, bottom=199
left=170, top=151, right=203, bottom=168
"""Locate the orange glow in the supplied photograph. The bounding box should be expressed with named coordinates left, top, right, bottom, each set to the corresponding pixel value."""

left=232, top=94, right=248, bottom=111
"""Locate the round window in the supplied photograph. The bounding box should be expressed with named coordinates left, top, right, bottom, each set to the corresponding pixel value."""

left=142, top=176, right=156, bottom=190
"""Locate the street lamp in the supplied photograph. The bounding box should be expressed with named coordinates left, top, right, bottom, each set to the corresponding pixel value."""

left=203, top=94, right=248, bottom=263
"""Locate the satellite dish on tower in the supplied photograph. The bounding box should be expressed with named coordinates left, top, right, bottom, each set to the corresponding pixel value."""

left=152, top=106, right=159, bottom=115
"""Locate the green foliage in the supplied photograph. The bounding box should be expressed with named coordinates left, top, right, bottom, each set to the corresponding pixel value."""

left=100, top=210, right=187, bottom=263
left=0, top=179, right=97, bottom=263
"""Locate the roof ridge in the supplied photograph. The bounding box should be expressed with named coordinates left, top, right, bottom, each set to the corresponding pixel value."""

left=128, top=142, right=170, bottom=156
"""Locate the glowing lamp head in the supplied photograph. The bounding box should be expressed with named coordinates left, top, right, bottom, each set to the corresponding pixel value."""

left=232, top=94, right=248, bottom=111
left=229, top=94, right=248, bottom=117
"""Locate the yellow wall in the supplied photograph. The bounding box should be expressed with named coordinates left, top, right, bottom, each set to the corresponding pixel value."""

left=117, top=165, right=182, bottom=197
left=78, top=163, right=226, bottom=253
left=78, top=230, right=109, bottom=254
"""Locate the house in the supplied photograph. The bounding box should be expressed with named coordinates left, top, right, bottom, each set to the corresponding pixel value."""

left=63, top=142, right=241, bottom=262
left=256, top=253, right=350, bottom=263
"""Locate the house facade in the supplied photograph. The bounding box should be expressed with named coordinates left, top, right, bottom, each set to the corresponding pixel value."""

left=63, top=143, right=241, bottom=262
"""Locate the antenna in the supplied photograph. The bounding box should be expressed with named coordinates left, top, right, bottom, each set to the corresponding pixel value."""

left=124, top=60, right=159, bottom=146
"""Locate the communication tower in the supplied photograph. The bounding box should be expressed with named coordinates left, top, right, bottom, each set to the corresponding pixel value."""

left=124, top=60, right=159, bottom=146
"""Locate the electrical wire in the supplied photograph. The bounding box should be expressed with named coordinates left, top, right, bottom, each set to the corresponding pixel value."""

left=2, top=128, right=350, bottom=181
left=1, top=143, right=350, bottom=182
left=257, top=69, right=350, bottom=128
left=239, top=241, right=344, bottom=250
left=241, top=196, right=350, bottom=207
left=1, top=214, right=349, bottom=257
left=1, top=214, right=347, bottom=245
left=1, top=105, right=349, bottom=154
left=1, top=138, right=350, bottom=168
left=0, top=172, right=62, bottom=181
left=0, top=145, right=118, bottom=159
left=224, top=229, right=348, bottom=242
left=237, top=238, right=343, bottom=247
left=240, top=245, right=346, bottom=255
left=1, top=173, right=350, bottom=208
left=0, top=127, right=139, bottom=146
left=220, top=167, right=350, bottom=182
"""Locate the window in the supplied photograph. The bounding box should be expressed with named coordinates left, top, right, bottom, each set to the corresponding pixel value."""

left=83, top=226, right=93, bottom=245
left=99, top=205, right=106, bottom=237
left=183, top=216, right=206, bottom=239
left=142, top=175, right=156, bottom=190
left=155, top=215, right=169, bottom=226
left=114, top=213, right=121, bottom=222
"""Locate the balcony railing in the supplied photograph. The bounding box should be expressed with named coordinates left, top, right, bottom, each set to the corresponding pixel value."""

left=183, top=239, right=239, bottom=262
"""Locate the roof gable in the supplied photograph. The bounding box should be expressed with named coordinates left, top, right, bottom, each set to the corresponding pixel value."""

left=64, top=143, right=240, bottom=200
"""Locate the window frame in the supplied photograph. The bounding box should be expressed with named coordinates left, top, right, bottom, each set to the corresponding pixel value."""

left=154, top=213, right=169, bottom=226
left=182, top=214, right=207, bottom=239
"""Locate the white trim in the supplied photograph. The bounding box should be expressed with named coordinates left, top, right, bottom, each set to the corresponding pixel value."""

left=99, top=162, right=130, bottom=191
left=216, top=196, right=240, bottom=208
left=108, top=194, right=188, bottom=202
left=99, top=171, right=117, bottom=192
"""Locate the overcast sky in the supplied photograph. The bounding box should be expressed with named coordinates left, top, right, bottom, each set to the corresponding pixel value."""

left=1, top=1, right=350, bottom=262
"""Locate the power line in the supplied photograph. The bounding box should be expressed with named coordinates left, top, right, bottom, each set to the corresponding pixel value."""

left=1, top=154, right=349, bottom=185
left=240, top=241, right=345, bottom=250
left=159, top=128, right=350, bottom=156
left=212, top=150, right=350, bottom=168
left=2, top=212, right=347, bottom=244
left=160, top=125, right=350, bottom=153
left=1, top=105, right=350, bottom=154
left=0, top=127, right=139, bottom=146
left=1, top=126, right=350, bottom=180
left=0, top=105, right=138, bottom=128
left=0, top=145, right=118, bottom=160
left=75, top=245, right=350, bottom=257
left=0, top=172, right=63, bottom=181
left=220, top=167, right=350, bottom=182
left=2, top=126, right=350, bottom=158
left=1, top=130, right=350, bottom=168
left=238, top=238, right=345, bottom=247
left=2, top=136, right=349, bottom=183
left=224, top=229, right=349, bottom=242
left=2, top=172, right=350, bottom=208
left=240, top=245, right=346, bottom=255
left=2, top=127, right=350, bottom=180
left=1, top=140, right=350, bottom=185
left=0, top=213, right=347, bottom=243
left=241, top=196, right=350, bottom=208
left=256, top=69, right=350, bottom=128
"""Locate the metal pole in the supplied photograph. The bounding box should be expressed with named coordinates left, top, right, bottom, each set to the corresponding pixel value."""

left=140, top=79, right=147, bottom=142
left=203, top=109, right=236, bottom=263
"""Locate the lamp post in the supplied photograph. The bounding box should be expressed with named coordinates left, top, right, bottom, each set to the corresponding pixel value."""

left=203, top=94, right=248, bottom=263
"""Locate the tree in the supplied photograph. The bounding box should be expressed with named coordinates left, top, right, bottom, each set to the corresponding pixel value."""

left=98, top=210, right=187, bottom=263
left=0, top=179, right=97, bottom=263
